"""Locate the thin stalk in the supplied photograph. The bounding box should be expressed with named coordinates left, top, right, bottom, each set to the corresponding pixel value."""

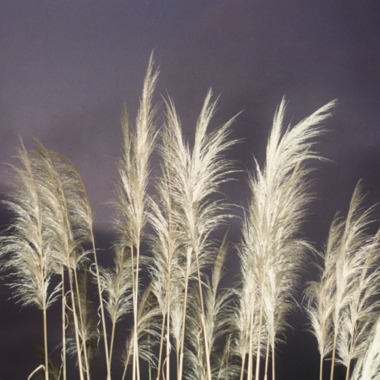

left=122, top=352, right=131, bottom=380
left=131, top=242, right=141, bottom=380
left=345, top=360, right=351, bottom=380
left=61, top=268, right=67, bottom=380
left=38, top=248, right=49, bottom=380
left=135, top=243, right=141, bottom=380
left=89, top=232, right=111, bottom=380
left=166, top=298, right=171, bottom=380
left=148, top=334, right=152, bottom=380
left=247, top=309, right=254, bottom=380
left=131, top=244, right=137, bottom=380
left=264, top=336, right=270, bottom=380
left=178, top=263, right=190, bottom=380
left=109, top=314, right=117, bottom=367
left=156, top=313, right=166, bottom=380
left=165, top=183, right=173, bottom=380
left=254, top=301, right=264, bottom=380
left=28, top=365, right=45, bottom=380
left=43, top=302, right=49, bottom=380
left=194, top=251, right=212, bottom=380
left=120, top=245, right=136, bottom=379
left=272, top=338, right=276, bottom=380
left=330, top=332, right=337, bottom=380
left=344, top=329, right=356, bottom=380
left=73, top=268, right=90, bottom=379
left=68, top=267, right=85, bottom=380
left=240, top=354, right=246, bottom=380
left=176, top=348, right=180, bottom=380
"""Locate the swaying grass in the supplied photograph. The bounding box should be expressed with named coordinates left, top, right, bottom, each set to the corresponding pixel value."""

left=350, top=317, right=380, bottom=380
left=236, top=98, right=335, bottom=380
left=0, top=142, right=60, bottom=380
left=306, top=182, right=380, bottom=380
left=112, top=52, right=158, bottom=380
left=1, top=57, right=380, bottom=380
left=157, top=90, right=239, bottom=380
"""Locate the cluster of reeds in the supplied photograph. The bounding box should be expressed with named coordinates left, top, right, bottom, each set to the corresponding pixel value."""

left=1, top=56, right=380, bottom=380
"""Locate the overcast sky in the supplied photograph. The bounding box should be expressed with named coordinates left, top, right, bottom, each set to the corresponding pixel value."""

left=1, top=1, right=380, bottom=379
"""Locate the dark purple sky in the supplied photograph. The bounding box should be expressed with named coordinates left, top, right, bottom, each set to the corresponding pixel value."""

left=1, top=1, right=380, bottom=379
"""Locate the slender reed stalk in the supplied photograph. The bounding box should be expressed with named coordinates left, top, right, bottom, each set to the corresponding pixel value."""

left=155, top=313, right=166, bottom=380
left=61, top=268, right=67, bottom=380
left=178, top=259, right=191, bottom=380
left=254, top=300, right=264, bottom=380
